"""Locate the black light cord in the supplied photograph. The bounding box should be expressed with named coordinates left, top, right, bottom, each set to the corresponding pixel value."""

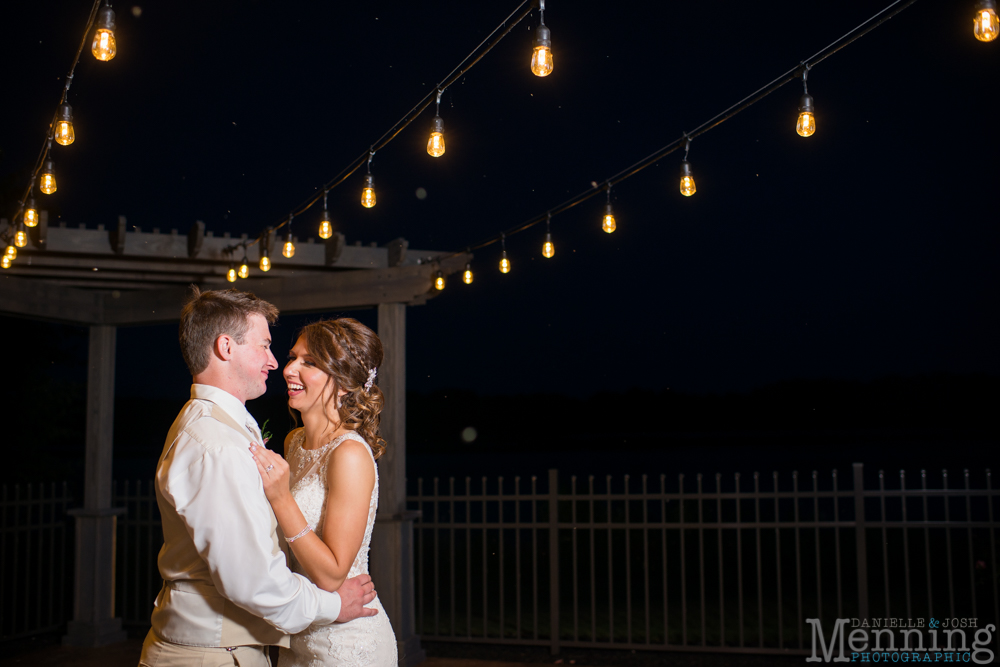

left=442, top=0, right=920, bottom=260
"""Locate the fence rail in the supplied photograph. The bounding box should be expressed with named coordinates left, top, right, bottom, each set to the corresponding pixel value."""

left=407, top=464, right=1000, bottom=656
left=0, top=483, right=73, bottom=642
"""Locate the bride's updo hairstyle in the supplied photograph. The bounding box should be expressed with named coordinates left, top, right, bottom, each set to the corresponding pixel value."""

left=298, top=318, right=386, bottom=460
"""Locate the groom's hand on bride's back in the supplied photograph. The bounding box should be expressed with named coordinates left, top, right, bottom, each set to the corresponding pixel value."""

left=335, top=574, right=379, bottom=621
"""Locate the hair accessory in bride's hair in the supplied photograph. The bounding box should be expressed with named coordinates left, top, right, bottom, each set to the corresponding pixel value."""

left=364, top=367, right=377, bottom=392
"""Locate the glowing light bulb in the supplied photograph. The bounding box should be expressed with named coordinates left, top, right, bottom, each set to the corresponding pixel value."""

left=39, top=160, right=56, bottom=194
left=24, top=199, right=38, bottom=228
left=542, top=232, right=555, bottom=257
left=531, top=24, right=554, bottom=77
left=434, top=271, right=445, bottom=291
left=679, top=161, right=696, bottom=197
left=601, top=204, right=616, bottom=234
left=318, top=210, right=333, bottom=239
left=260, top=254, right=271, bottom=272
left=427, top=116, right=446, bottom=157
left=238, top=257, right=250, bottom=279
left=796, top=94, right=816, bottom=137
left=361, top=174, right=376, bottom=208
left=499, top=251, right=511, bottom=274
left=463, top=264, right=473, bottom=284
left=91, top=7, right=117, bottom=61
left=796, top=112, right=816, bottom=137
left=1, top=255, right=10, bottom=269
left=975, top=1, right=999, bottom=41
left=15, top=229, right=28, bottom=248
left=283, top=239, right=295, bottom=258
left=54, top=104, right=75, bottom=146
left=227, top=266, right=237, bottom=282
left=5, top=245, right=16, bottom=260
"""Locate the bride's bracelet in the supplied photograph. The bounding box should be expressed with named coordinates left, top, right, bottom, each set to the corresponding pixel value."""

left=286, top=524, right=313, bottom=544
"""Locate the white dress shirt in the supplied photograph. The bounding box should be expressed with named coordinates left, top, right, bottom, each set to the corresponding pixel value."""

left=151, top=384, right=341, bottom=647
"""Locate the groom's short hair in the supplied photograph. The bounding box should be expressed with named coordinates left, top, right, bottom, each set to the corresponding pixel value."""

left=179, top=286, right=279, bottom=375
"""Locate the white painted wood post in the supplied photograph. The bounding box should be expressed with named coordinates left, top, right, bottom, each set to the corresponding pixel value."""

left=372, top=303, right=424, bottom=667
left=63, top=324, right=126, bottom=647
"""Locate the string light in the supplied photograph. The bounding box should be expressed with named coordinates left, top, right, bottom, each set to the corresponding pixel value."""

left=9, top=0, right=123, bottom=238
left=238, top=250, right=250, bottom=279
left=796, top=66, right=816, bottom=137
left=601, top=188, right=616, bottom=233
left=227, top=263, right=237, bottom=282
left=318, top=190, right=333, bottom=239
left=91, top=4, right=117, bottom=61
left=259, top=232, right=272, bottom=272
left=282, top=215, right=295, bottom=258
left=679, top=138, right=696, bottom=197
left=542, top=213, right=555, bottom=257
left=14, top=223, right=28, bottom=249
left=1, top=255, right=10, bottom=270
left=427, top=90, right=446, bottom=157
left=499, top=233, right=511, bottom=273
left=435, top=270, right=445, bottom=290
left=531, top=0, right=554, bottom=77
left=463, top=262, right=474, bottom=284
left=24, top=197, right=39, bottom=228
left=39, top=159, right=57, bottom=195
left=241, top=2, right=538, bottom=250
left=975, top=0, right=999, bottom=41
left=361, top=152, right=376, bottom=208
left=5, top=243, right=16, bottom=260
left=54, top=104, right=76, bottom=146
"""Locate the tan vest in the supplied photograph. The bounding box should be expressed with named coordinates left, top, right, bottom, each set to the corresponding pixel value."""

left=151, top=405, right=290, bottom=648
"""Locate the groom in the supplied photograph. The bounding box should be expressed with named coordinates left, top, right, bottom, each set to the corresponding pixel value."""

left=139, top=287, right=378, bottom=667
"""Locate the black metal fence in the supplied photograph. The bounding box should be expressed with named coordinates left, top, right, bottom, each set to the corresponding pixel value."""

left=407, top=464, right=1000, bottom=657
left=0, top=483, right=73, bottom=642
left=3, top=463, right=998, bottom=659
left=114, top=479, right=163, bottom=626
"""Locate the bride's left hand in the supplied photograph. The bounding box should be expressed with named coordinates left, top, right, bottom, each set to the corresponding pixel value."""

left=250, top=444, right=291, bottom=503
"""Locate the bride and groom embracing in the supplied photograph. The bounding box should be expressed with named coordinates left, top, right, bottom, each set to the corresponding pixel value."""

left=138, top=287, right=398, bottom=667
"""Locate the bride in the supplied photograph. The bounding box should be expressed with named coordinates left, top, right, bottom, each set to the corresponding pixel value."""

left=250, top=318, right=397, bottom=666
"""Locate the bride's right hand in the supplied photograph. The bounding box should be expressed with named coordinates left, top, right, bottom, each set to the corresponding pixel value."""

left=250, top=444, right=291, bottom=503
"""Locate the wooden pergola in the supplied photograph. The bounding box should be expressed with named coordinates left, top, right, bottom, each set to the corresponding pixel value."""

left=1, top=211, right=468, bottom=666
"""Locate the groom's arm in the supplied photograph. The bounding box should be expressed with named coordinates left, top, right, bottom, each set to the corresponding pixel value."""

left=166, top=430, right=342, bottom=633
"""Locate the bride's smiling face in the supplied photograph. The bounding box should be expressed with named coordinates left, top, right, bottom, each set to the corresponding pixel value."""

left=284, top=336, right=338, bottom=415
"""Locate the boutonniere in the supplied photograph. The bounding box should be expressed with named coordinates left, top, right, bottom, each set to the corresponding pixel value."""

left=261, top=419, right=273, bottom=446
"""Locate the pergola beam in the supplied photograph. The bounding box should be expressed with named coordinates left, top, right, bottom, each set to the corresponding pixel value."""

left=0, top=275, right=102, bottom=324
left=0, top=255, right=470, bottom=326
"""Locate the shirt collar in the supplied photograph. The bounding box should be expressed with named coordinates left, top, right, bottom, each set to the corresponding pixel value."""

left=190, top=384, right=258, bottom=432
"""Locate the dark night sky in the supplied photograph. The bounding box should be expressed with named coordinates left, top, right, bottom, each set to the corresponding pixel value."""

left=2, top=0, right=998, bottom=405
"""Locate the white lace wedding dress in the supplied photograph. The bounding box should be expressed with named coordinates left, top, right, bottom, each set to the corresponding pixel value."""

left=279, top=430, right=398, bottom=667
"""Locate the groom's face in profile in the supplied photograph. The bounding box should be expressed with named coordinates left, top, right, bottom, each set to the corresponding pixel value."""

left=231, top=313, right=278, bottom=401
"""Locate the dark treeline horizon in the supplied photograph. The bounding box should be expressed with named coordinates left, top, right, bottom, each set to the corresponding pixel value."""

left=5, top=362, right=995, bottom=487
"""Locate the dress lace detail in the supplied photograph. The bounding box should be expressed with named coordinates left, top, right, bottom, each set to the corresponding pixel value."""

left=279, top=430, right=397, bottom=667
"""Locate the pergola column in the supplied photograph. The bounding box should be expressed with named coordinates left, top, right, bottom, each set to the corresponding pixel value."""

left=372, top=303, right=424, bottom=667
left=63, top=324, right=127, bottom=647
